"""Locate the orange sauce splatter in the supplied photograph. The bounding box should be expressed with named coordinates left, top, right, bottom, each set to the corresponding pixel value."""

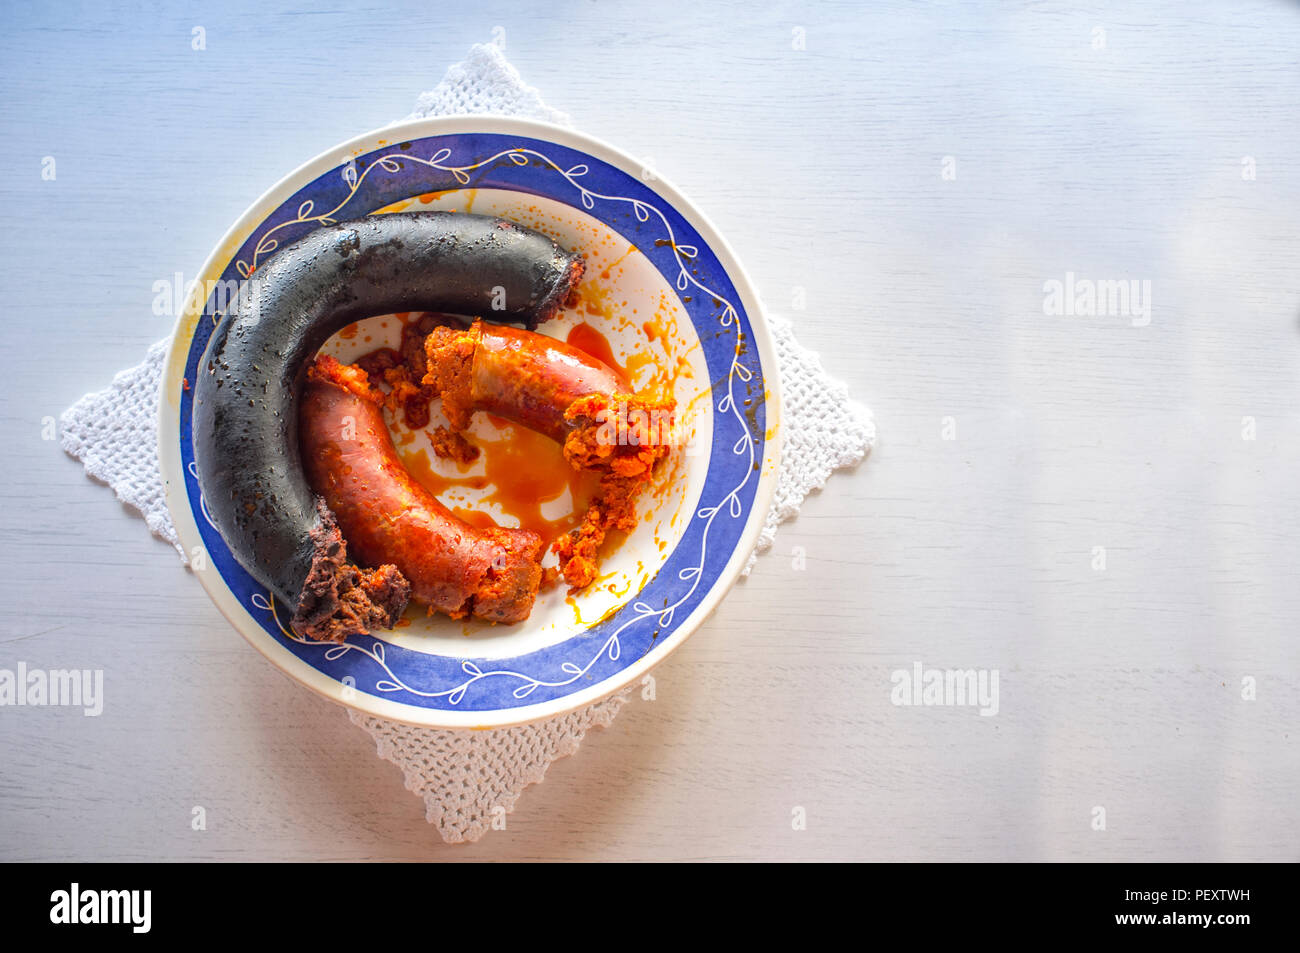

left=565, top=322, right=626, bottom=379
left=578, top=280, right=615, bottom=320
left=477, top=424, right=600, bottom=540
left=398, top=427, right=599, bottom=544
left=452, top=506, right=501, bottom=532
left=565, top=588, right=623, bottom=627
left=399, top=448, right=475, bottom=496
left=599, top=245, right=637, bottom=281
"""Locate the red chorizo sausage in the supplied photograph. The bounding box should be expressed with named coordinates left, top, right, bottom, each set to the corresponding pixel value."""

left=299, top=357, right=544, bottom=624
left=425, top=320, right=628, bottom=443
left=422, top=320, right=677, bottom=591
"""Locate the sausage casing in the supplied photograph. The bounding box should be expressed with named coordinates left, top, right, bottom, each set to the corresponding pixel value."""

left=427, top=320, right=628, bottom=442
left=299, top=361, right=544, bottom=624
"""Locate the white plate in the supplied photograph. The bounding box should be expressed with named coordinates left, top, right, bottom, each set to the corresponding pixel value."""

left=159, top=116, right=781, bottom=728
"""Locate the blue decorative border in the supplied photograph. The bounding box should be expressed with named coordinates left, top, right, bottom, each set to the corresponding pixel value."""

left=178, top=133, right=766, bottom=712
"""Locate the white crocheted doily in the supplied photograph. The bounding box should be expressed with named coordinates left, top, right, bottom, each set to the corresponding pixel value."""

left=59, top=42, right=874, bottom=845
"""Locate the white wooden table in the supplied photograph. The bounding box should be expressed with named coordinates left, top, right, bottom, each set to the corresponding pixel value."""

left=1, top=0, right=1296, bottom=861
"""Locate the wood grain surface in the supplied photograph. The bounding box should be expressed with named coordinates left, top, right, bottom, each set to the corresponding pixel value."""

left=0, top=0, right=1297, bottom=861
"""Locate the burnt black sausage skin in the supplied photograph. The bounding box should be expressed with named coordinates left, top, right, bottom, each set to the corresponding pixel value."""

left=191, top=212, right=584, bottom=641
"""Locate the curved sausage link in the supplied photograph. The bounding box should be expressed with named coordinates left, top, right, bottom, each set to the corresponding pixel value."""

left=299, top=360, right=545, bottom=625
left=424, top=320, right=628, bottom=443
left=423, top=320, right=677, bottom=591
left=191, top=212, right=582, bottom=639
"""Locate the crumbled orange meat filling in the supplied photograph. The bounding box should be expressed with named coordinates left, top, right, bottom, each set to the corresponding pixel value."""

left=308, top=354, right=385, bottom=404
left=428, top=425, right=480, bottom=464
left=555, top=393, right=674, bottom=590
